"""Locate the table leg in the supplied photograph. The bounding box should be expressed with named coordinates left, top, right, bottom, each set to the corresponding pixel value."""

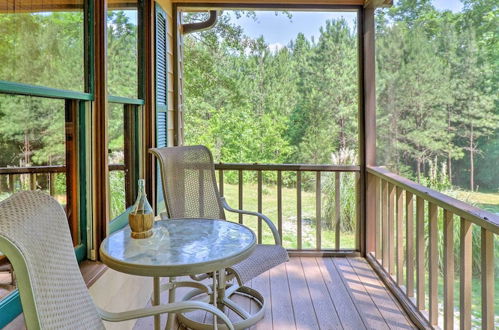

left=153, top=277, right=160, bottom=330
left=165, top=276, right=176, bottom=330
left=217, top=268, right=226, bottom=310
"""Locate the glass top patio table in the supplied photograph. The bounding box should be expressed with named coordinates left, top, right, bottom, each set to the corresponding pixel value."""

left=100, top=219, right=256, bottom=277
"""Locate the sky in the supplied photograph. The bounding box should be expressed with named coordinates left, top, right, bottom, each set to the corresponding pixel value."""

left=229, top=0, right=464, bottom=46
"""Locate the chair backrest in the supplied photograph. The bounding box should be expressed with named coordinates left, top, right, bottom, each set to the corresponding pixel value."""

left=150, top=145, right=226, bottom=220
left=0, top=191, right=104, bottom=329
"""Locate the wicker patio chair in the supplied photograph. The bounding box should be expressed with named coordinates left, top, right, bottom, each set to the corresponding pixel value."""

left=150, top=145, right=289, bottom=286
left=0, top=191, right=234, bottom=330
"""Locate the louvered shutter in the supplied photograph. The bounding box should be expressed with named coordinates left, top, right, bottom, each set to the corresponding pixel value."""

left=155, top=3, right=168, bottom=212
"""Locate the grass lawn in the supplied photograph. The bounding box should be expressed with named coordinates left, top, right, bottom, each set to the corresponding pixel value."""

left=449, top=190, right=499, bottom=214
left=221, top=183, right=357, bottom=249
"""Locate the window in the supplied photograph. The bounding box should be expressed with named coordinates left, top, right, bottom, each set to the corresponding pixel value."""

left=0, top=1, right=85, bottom=91
left=107, top=0, right=139, bottom=99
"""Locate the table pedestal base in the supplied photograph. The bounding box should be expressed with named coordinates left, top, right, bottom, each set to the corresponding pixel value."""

left=177, top=285, right=265, bottom=330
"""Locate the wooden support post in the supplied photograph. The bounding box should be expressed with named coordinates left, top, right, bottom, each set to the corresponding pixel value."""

left=93, top=0, right=109, bottom=252
left=361, top=6, right=376, bottom=256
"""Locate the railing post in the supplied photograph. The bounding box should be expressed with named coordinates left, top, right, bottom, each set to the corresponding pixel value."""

left=406, top=191, right=414, bottom=297
left=481, top=228, right=494, bottom=329
left=388, top=183, right=395, bottom=275
left=460, top=218, right=472, bottom=329
left=258, top=170, right=263, bottom=244
left=428, top=203, right=438, bottom=325
left=396, top=186, right=403, bottom=284
left=238, top=170, right=243, bottom=224
left=381, top=180, right=388, bottom=268
left=335, top=172, right=341, bottom=250
left=443, top=210, right=454, bottom=330
left=277, top=170, right=282, bottom=240
left=375, top=175, right=381, bottom=258
left=316, top=171, right=321, bottom=251
left=416, top=196, right=425, bottom=310
left=297, top=171, right=302, bottom=250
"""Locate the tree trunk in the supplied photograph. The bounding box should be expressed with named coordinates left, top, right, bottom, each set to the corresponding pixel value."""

left=416, top=160, right=421, bottom=183
left=448, top=151, right=452, bottom=185
left=470, top=125, right=474, bottom=191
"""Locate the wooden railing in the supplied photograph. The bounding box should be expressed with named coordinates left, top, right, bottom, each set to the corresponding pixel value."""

left=367, top=166, right=498, bottom=329
left=0, top=164, right=126, bottom=197
left=215, top=163, right=361, bottom=255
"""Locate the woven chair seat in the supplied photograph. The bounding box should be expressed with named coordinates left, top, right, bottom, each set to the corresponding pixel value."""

left=228, top=244, right=288, bottom=285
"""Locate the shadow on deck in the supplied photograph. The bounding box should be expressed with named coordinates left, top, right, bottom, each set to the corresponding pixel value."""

left=135, top=257, right=416, bottom=329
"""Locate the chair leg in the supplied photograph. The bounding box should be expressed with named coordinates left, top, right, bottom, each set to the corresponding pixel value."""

left=166, top=277, right=176, bottom=330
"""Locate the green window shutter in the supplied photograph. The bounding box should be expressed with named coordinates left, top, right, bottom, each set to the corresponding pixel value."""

left=155, top=3, right=168, bottom=213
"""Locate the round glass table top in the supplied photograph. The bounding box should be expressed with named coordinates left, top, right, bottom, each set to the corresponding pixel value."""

left=100, top=219, right=256, bottom=277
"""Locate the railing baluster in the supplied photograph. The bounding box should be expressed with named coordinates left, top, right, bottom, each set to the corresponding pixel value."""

left=238, top=170, right=243, bottom=224
left=277, top=170, right=282, bottom=241
left=428, top=203, right=438, bottom=325
left=8, top=174, right=14, bottom=192
left=416, top=196, right=425, bottom=310
left=375, top=176, right=381, bottom=259
left=382, top=180, right=388, bottom=268
left=218, top=169, right=224, bottom=196
left=443, top=210, right=454, bottom=330
left=406, top=191, right=414, bottom=297
left=460, top=218, right=472, bottom=329
left=257, top=170, right=263, bottom=244
left=316, top=171, right=321, bottom=251
left=49, top=173, right=56, bottom=196
left=297, top=171, right=302, bottom=250
left=388, top=183, right=395, bottom=275
left=481, top=228, right=494, bottom=329
left=30, top=173, right=36, bottom=190
left=396, top=186, right=403, bottom=284
left=335, top=172, right=340, bottom=250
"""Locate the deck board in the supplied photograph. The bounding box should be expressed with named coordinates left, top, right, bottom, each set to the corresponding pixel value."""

left=315, top=257, right=365, bottom=329
left=5, top=257, right=416, bottom=330
left=285, top=257, right=321, bottom=329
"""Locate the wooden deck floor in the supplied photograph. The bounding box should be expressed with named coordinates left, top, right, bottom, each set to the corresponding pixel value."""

left=134, top=257, right=416, bottom=330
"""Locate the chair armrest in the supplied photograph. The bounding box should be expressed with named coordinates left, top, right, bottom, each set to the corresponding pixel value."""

left=97, top=301, right=234, bottom=330
left=221, top=197, right=281, bottom=245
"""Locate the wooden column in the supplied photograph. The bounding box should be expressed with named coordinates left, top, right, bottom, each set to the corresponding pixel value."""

left=361, top=6, right=376, bottom=255
left=93, top=0, right=109, bottom=255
